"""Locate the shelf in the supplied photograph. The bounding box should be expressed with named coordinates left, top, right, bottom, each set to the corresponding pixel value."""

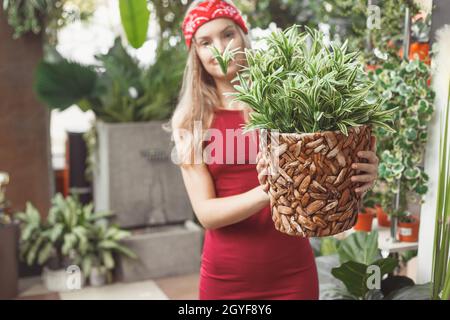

left=336, top=220, right=418, bottom=255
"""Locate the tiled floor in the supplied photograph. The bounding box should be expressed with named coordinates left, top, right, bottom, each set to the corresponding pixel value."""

left=16, top=272, right=200, bottom=300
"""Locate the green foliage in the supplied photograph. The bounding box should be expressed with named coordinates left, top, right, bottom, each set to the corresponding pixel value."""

left=337, top=231, right=381, bottom=265
left=229, top=26, right=396, bottom=135
left=14, top=194, right=136, bottom=281
left=331, top=258, right=398, bottom=299
left=209, top=39, right=239, bottom=75
left=2, top=0, right=95, bottom=41
left=34, top=37, right=186, bottom=122
left=370, top=58, right=434, bottom=213
left=34, top=59, right=98, bottom=110
left=119, top=0, right=150, bottom=49
left=319, top=237, right=339, bottom=256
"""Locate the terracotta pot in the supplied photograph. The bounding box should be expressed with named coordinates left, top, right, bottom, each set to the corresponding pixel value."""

left=398, top=42, right=430, bottom=65
left=365, top=64, right=380, bottom=72
left=353, top=210, right=375, bottom=232
left=376, top=205, right=391, bottom=227
left=398, top=218, right=419, bottom=242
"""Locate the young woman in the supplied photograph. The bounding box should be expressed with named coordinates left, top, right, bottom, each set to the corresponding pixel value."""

left=167, top=0, right=379, bottom=300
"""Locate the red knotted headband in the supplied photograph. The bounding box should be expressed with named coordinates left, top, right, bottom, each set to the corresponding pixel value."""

left=182, top=0, right=249, bottom=48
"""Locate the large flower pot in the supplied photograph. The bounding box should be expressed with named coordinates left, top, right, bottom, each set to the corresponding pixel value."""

left=262, top=125, right=372, bottom=237
left=398, top=218, right=420, bottom=242
left=94, top=121, right=193, bottom=228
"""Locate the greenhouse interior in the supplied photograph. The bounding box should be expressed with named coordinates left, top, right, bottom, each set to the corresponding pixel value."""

left=1, top=0, right=450, bottom=302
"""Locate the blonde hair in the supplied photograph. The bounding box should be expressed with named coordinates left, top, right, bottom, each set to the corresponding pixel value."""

left=163, top=0, right=252, bottom=166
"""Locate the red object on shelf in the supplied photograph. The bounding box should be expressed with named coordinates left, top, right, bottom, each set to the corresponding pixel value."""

left=354, top=209, right=375, bottom=232
left=398, top=42, right=430, bottom=65
left=398, top=218, right=420, bottom=242
left=376, top=205, right=391, bottom=227
left=365, top=64, right=380, bottom=72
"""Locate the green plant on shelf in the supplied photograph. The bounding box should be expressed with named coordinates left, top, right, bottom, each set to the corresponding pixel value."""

left=369, top=57, right=434, bottom=215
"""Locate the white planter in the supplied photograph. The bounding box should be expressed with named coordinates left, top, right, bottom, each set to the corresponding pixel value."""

left=93, top=121, right=192, bottom=228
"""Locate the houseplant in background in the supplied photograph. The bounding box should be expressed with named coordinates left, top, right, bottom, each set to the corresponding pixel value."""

left=73, top=218, right=137, bottom=286
left=33, top=36, right=192, bottom=228
left=325, top=231, right=431, bottom=300
left=362, top=189, right=391, bottom=227
left=15, top=193, right=136, bottom=290
left=398, top=13, right=431, bottom=65
left=353, top=207, right=375, bottom=232
left=33, top=35, right=200, bottom=282
left=226, top=25, right=397, bottom=237
left=369, top=57, right=434, bottom=241
left=395, top=211, right=420, bottom=242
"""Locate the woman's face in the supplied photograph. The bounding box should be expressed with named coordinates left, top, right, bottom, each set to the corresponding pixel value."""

left=193, top=18, right=246, bottom=82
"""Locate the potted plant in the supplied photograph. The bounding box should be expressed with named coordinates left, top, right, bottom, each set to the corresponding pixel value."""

left=14, top=193, right=135, bottom=291
left=370, top=57, right=434, bottom=240
left=363, top=190, right=391, bottom=227
left=0, top=172, right=19, bottom=299
left=325, top=231, right=431, bottom=300
left=33, top=38, right=192, bottom=229
left=376, top=204, right=391, bottom=227
left=395, top=211, right=419, bottom=242
left=73, top=219, right=137, bottom=287
left=227, top=26, right=396, bottom=237
left=353, top=208, right=376, bottom=232
left=398, top=13, right=431, bottom=65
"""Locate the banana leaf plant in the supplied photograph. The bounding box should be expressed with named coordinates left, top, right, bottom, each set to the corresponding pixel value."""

left=119, top=0, right=150, bottom=49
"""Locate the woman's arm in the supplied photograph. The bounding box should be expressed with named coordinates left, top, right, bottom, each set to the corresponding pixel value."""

left=180, top=163, right=269, bottom=230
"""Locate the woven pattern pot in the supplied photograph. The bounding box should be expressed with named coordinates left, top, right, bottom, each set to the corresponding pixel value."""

left=261, top=125, right=372, bottom=237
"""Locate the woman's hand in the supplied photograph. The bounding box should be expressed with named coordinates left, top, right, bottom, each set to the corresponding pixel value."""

left=256, top=151, right=270, bottom=193
left=350, top=135, right=379, bottom=196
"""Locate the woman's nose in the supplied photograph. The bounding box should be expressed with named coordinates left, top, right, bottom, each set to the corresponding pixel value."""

left=212, top=40, right=225, bottom=54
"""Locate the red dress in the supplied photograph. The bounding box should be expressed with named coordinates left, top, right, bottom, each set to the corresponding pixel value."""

left=199, top=109, right=319, bottom=300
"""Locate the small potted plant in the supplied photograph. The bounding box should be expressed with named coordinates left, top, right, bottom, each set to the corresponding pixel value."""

left=15, top=193, right=136, bottom=291
left=396, top=211, right=419, bottom=243
left=353, top=208, right=375, bottom=232
left=226, top=26, right=396, bottom=237
left=398, top=13, right=431, bottom=64
left=376, top=205, right=391, bottom=227
left=73, top=219, right=137, bottom=287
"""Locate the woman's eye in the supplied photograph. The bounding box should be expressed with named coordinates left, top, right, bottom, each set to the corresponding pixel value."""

left=225, top=32, right=234, bottom=38
left=202, top=42, right=210, bottom=46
